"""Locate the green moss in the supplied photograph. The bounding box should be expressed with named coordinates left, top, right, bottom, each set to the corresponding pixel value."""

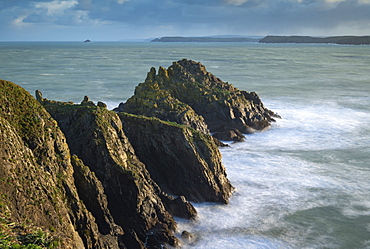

left=120, top=112, right=188, bottom=130
left=0, top=80, right=46, bottom=146
left=0, top=223, right=59, bottom=249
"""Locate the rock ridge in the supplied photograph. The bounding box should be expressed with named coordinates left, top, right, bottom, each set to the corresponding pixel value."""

left=42, top=97, right=193, bottom=248
left=1, top=80, right=103, bottom=248
left=1, top=80, right=200, bottom=248
left=120, top=113, right=234, bottom=204
left=120, top=59, right=280, bottom=139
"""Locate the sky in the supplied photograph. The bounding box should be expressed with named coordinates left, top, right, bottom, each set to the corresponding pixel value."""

left=1, top=0, right=370, bottom=41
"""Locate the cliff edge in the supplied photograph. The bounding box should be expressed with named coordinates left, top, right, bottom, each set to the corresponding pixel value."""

left=40, top=94, right=197, bottom=248
left=0, top=80, right=104, bottom=248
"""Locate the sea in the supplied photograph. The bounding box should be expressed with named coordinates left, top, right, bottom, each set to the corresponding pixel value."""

left=1, top=42, right=370, bottom=249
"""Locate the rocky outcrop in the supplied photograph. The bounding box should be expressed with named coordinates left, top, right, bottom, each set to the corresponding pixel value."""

left=42, top=97, right=195, bottom=248
left=120, top=59, right=280, bottom=139
left=213, top=129, right=245, bottom=142
left=120, top=113, right=234, bottom=204
left=116, top=66, right=210, bottom=134
left=1, top=79, right=198, bottom=248
left=0, top=79, right=105, bottom=248
left=70, top=155, right=127, bottom=248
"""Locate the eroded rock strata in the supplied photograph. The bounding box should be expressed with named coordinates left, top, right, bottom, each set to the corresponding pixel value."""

left=119, top=59, right=280, bottom=138
left=0, top=80, right=107, bottom=248
left=1, top=80, right=198, bottom=248
left=120, top=113, right=233, bottom=204
left=42, top=98, right=187, bottom=248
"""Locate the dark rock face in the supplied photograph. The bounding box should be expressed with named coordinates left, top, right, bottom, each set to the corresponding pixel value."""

left=213, top=129, right=245, bottom=142
left=1, top=80, right=198, bottom=248
left=0, top=80, right=96, bottom=248
left=43, top=101, right=181, bottom=248
left=121, top=59, right=280, bottom=138
left=162, top=196, right=197, bottom=220
left=71, top=155, right=127, bottom=248
left=120, top=113, right=234, bottom=204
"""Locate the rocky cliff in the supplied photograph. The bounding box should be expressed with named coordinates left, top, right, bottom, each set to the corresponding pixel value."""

left=120, top=113, right=233, bottom=204
left=0, top=79, right=105, bottom=248
left=40, top=94, right=198, bottom=248
left=120, top=59, right=279, bottom=138
left=0, top=80, right=199, bottom=248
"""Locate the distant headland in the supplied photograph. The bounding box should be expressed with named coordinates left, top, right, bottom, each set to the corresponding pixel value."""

left=259, top=35, right=370, bottom=45
left=151, top=36, right=260, bottom=42
left=151, top=35, right=370, bottom=45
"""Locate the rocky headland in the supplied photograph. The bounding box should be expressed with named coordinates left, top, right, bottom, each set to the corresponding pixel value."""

left=259, top=35, right=370, bottom=45
left=151, top=36, right=259, bottom=42
left=0, top=59, right=279, bottom=248
left=118, top=59, right=280, bottom=139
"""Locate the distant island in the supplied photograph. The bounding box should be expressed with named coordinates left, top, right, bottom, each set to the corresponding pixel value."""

left=259, top=35, right=370, bottom=45
left=151, top=35, right=370, bottom=45
left=151, top=36, right=259, bottom=42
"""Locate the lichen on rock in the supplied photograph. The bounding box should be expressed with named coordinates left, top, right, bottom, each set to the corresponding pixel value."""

left=41, top=94, right=192, bottom=247
left=0, top=80, right=97, bottom=248
left=120, top=113, right=234, bottom=204
left=120, top=59, right=281, bottom=140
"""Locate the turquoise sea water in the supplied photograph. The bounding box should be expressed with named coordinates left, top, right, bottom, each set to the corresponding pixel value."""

left=1, top=42, right=370, bottom=248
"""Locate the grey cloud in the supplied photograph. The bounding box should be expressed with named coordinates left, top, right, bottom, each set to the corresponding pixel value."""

left=1, top=0, right=370, bottom=41
left=76, top=0, right=92, bottom=10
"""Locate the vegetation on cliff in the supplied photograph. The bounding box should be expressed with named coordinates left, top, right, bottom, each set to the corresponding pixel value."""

left=42, top=96, right=194, bottom=248
left=0, top=80, right=88, bottom=248
left=120, top=59, right=280, bottom=138
left=1, top=80, right=197, bottom=248
left=120, top=113, right=233, bottom=204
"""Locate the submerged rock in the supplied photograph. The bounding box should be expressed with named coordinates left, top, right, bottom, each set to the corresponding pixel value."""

left=121, top=59, right=280, bottom=139
left=213, top=129, right=245, bottom=142
left=120, top=113, right=234, bottom=203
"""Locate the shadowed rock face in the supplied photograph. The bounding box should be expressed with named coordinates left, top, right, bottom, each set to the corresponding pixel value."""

left=1, top=79, right=197, bottom=248
left=120, top=113, right=234, bottom=204
left=121, top=59, right=280, bottom=137
left=43, top=102, right=181, bottom=248
left=0, top=80, right=113, bottom=248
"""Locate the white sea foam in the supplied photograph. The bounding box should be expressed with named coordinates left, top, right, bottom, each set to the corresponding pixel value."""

left=177, top=98, right=370, bottom=248
left=39, top=73, right=65, bottom=76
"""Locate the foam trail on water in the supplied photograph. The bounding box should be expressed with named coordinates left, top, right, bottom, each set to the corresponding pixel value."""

left=177, top=98, right=370, bottom=248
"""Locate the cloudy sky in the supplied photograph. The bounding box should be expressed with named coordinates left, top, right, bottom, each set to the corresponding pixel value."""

left=1, top=0, right=370, bottom=41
